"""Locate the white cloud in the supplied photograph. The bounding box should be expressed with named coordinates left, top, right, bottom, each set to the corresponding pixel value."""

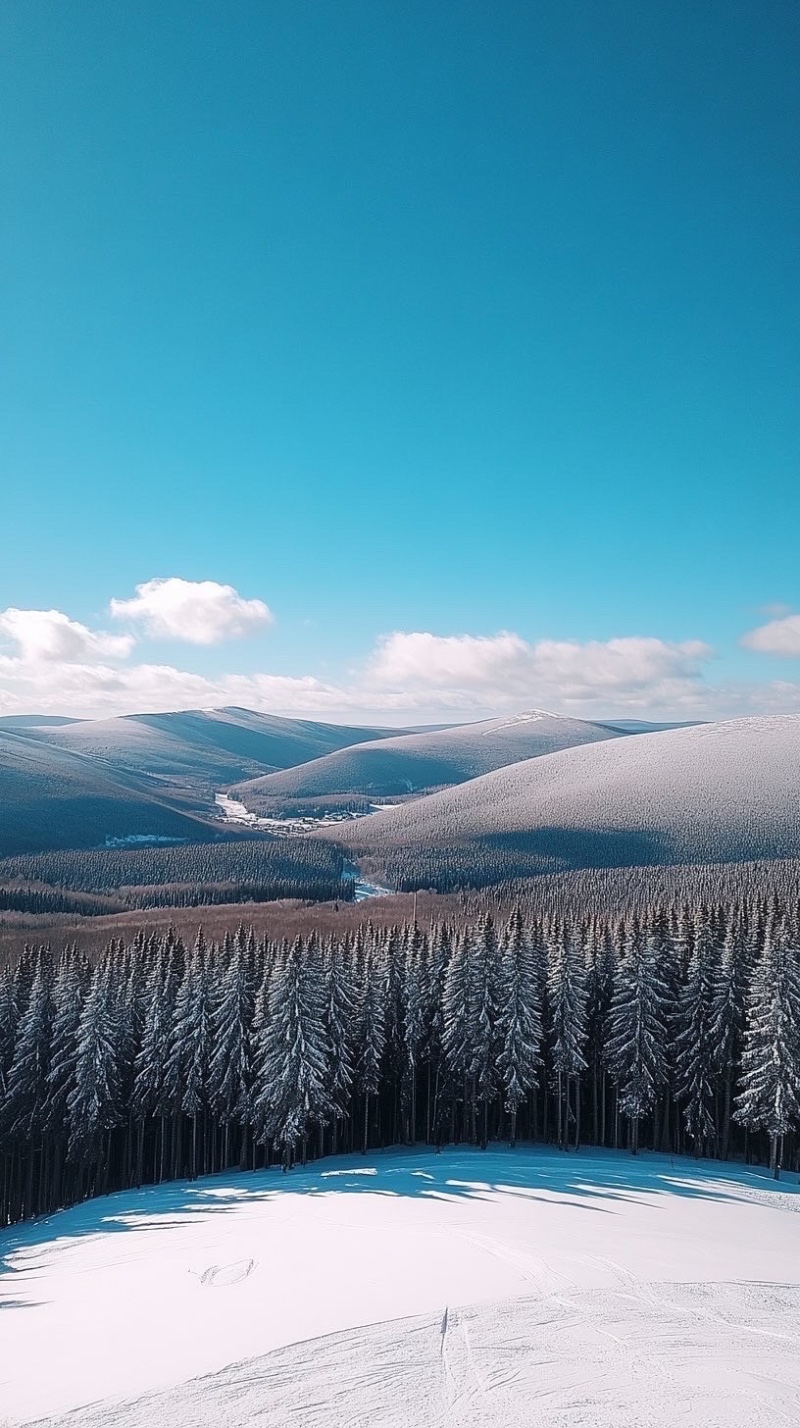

left=2, top=595, right=800, bottom=724
left=110, top=578, right=273, bottom=645
left=0, top=608, right=134, bottom=663
left=367, top=630, right=713, bottom=713
left=741, top=614, right=800, bottom=657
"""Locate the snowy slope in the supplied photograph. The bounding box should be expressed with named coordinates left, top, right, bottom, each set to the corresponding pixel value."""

left=332, top=715, right=800, bottom=873
left=0, top=710, right=395, bottom=855
left=0, top=730, right=221, bottom=857
left=3, top=1146, right=800, bottom=1426
left=32, top=708, right=395, bottom=790
left=231, top=710, right=624, bottom=812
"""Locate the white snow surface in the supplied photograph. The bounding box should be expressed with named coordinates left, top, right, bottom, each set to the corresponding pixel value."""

left=334, top=714, right=800, bottom=867
left=2, top=1146, right=800, bottom=1427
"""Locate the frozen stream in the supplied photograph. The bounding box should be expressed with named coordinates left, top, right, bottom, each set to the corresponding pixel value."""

left=214, top=793, right=393, bottom=901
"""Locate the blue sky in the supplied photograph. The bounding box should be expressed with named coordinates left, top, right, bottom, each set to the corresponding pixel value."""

left=1, top=1, right=799, bottom=721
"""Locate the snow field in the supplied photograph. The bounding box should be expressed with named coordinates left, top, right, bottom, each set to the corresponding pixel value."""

left=2, top=1145, right=799, bottom=1426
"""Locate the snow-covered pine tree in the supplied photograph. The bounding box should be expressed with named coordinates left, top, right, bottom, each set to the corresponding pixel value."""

left=131, top=953, right=173, bottom=1184
left=584, top=920, right=616, bottom=1146
left=44, top=949, right=89, bottom=1208
left=442, top=927, right=477, bottom=1143
left=0, top=964, right=18, bottom=1100
left=709, top=909, right=752, bottom=1158
left=402, top=927, right=426, bottom=1143
left=2, top=952, right=54, bottom=1217
left=605, top=923, right=670, bottom=1154
left=256, top=935, right=333, bottom=1168
left=547, top=925, right=588, bottom=1150
left=67, top=958, right=121, bottom=1193
left=497, top=909, right=542, bottom=1147
left=323, top=934, right=356, bottom=1151
left=164, top=931, right=213, bottom=1179
left=422, top=923, right=450, bottom=1143
left=471, top=916, right=501, bottom=1149
left=675, top=907, right=721, bottom=1156
left=209, top=929, right=255, bottom=1170
left=356, top=941, right=386, bottom=1154
left=735, top=922, right=800, bottom=1178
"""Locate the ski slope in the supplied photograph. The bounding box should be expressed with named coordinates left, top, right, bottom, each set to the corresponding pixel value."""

left=2, top=1147, right=799, bottom=1426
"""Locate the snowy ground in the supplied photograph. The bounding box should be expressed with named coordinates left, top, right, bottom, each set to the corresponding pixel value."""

left=2, top=1147, right=799, bottom=1426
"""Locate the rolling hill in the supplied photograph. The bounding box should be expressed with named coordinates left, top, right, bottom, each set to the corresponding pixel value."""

left=231, top=710, right=625, bottom=814
left=0, top=729, right=222, bottom=856
left=329, top=716, right=800, bottom=887
left=0, top=709, right=395, bottom=856
left=25, top=707, right=395, bottom=794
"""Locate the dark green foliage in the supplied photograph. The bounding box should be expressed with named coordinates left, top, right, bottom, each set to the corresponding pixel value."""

left=0, top=839, right=354, bottom=912
left=3, top=882, right=800, bottom=1227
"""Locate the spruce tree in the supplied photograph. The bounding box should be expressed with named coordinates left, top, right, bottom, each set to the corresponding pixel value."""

left=606, top=925, right=670, bottom=1154
left=67, top=959, right=121, bottom=1190
left=735, top=924, right=800, bottom=1178
left=675, top=908, right=720, bottom=1155
left=497, top=910, right=542, bottom=1147
left=256, top=935, right=333, bottom=1168
left=547, top=926, right=587, bottom=1150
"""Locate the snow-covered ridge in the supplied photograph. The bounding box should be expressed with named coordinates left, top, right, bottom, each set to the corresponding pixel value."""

left=334, top=714, right=800, bottom=870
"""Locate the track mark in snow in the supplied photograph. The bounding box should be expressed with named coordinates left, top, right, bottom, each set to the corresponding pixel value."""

left=198, top=1258, right=255, bottom=1288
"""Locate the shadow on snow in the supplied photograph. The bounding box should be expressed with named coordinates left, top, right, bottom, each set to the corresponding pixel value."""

left=1, top=1143, right=797, bottom=1310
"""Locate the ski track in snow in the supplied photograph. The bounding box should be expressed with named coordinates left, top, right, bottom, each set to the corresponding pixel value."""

left=2, top=1145, right=800, bottom=1427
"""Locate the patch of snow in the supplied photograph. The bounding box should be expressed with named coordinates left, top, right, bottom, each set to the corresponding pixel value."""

left=2, top=1146, right=799, bottom=1426
left=214, top=792, right=259, bottom=825
left=480, top=709, right=556, bottom=733
left=103, top=834, right=187, bottom=848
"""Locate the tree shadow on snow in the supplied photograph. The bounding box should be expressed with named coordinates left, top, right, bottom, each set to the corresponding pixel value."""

left=2, top=1142, right=795, bottom=1310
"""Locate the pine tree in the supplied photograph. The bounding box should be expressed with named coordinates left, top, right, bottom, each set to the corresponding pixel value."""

left=131, top=956, right=172, bottom=1183
left=323, top=935, right=356, bottom=1149
left=547, top=926, right=587, bottom=1150
left=710, top=910, right=753, bottom=1158
left=44, top=950, right=89, bottom=1206
left=209, top=931, right=255, bottom=1169
left=497, top=910, right=542, bottom=1146
left=606, top=925, right=670, bottom=1154
left=67, top=959, right=121, bottom=1190
left=356, top=943, right=386, bottom=1154
left=255, top=935, right=333, bottom=1168
left=471, top=917, right=501, bottom=1149
left=442, top=928, right=477, bottom=1143
left=735, top=924, right=800, bottom=1177
left=165, top=932, right=213, bottom=1179
left=402, top=928, right=426, bottom=1143
left=675, top=908, right=720, bottom=1155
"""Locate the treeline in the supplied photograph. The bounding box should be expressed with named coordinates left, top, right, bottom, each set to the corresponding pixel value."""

left=360, top=838, right=800, bottom=895
left=0, top=839, right=352, bottom=914
left=2, top=890, right=800, bottom=1227
left=0, top=887, right=119, bottom=917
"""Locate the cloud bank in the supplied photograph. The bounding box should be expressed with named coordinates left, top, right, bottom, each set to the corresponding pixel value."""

left=2, top=581, right=800, bottom=721
left=367, top=631, right=712, bottom=711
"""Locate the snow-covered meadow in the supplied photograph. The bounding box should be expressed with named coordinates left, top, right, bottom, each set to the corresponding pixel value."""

left=2, top=1145, right=799, bottom=1426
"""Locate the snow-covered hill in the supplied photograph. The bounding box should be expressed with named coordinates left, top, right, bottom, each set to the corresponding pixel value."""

left=231, top=710, right=624, bottom=813
left=3, top=1146, right=799, bottom=1426
left=0, top=709, right=394, bottom=856
left=332, top=715, right=800, bottom=875
left=30, top=707, right=395, bottom=791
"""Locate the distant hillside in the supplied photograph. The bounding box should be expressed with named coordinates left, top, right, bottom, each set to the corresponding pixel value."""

left=0, top=708, right=397, bottom=856
left=329, top=716, right=800, bottom=888
left=0, top=730, right=222, bottom=856
left=231, top=711, right=625, bottom=814
left=30, top=708, right=395, bottom=797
